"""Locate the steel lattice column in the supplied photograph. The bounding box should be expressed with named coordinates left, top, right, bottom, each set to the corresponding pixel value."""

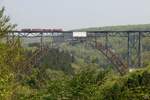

left=138, top=32, right=142, bottom=67
left=105, top=32, right=109, bottom=55
left=127, top=32, right=143, bottom=68
left=40, top=32, right=43, bottom=51
left=127, top=32, right=131, bottom=67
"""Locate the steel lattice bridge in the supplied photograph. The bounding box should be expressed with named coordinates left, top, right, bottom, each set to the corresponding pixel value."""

left=4, top=30, right=150, bottom=75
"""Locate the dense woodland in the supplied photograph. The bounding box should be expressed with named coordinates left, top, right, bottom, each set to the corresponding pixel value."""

left=0, top=7, right=150, bottom=100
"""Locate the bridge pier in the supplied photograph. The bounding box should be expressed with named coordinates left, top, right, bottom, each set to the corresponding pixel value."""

left=105, top=32, right=109, bottom=55
left=138, top=32, right=142, bottom=67
left=40, top=32, right=43, bottom=50
left=94, top=33, right=97, bottom=48
left=127, top=32, right=143, bottom=68
left=127, top=32, right=131, bottom=68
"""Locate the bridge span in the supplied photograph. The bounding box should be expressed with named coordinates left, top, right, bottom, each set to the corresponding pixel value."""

left=4, top=30, right=150, bottom=75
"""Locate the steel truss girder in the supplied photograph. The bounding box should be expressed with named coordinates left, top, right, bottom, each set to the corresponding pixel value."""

left=4, top=31, right=150, bottom=73
left=4, top=31, right=150, bottom=38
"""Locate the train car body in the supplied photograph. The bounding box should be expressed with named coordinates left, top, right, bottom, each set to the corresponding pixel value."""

left=31, top=29, right=43, bottom=31
left=21, top=28, right=63, bottom=32
left=21, top=28, right=31, bottom=32
left=52, top=29, right=63, bottom=32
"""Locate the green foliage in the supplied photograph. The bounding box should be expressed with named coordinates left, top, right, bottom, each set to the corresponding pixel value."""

left=1, top=7, right=150, bottom=99
left=1, top=40, right=150, bottom=100
left=0, top=7, right=16, bottom=37
left=0, top=7, right=22, bottom=99
left=41, top=48, right=74, bottom=75
left=0, top=41, right=25, bottom=99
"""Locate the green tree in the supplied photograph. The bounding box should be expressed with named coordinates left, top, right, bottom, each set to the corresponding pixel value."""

left=0, top=7, right=19, bottom=99
left=0, top=7, right=16, bottom=38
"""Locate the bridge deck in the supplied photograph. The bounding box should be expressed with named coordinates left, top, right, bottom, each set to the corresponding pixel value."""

left=4, top=30, right=150, bottom=33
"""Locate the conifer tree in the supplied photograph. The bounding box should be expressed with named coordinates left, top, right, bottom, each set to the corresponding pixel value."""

left=0, top=7, right=16, bottom=38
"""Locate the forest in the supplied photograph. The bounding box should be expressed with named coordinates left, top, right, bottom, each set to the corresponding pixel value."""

left=0, top=7, right=150, bottom=100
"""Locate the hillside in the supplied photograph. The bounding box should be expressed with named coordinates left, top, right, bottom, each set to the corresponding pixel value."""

left=73, top=24, right=150, bottom=31
left=1, top=6, right=150, bottom=99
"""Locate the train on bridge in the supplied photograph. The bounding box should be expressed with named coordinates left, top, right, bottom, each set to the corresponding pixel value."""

left=5, top=30, right=150, bottom=75
left=21, top=28, right=63, bottom=32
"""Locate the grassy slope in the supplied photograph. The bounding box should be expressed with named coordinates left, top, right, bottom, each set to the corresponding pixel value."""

left=73, top=24, right=150, bottom=31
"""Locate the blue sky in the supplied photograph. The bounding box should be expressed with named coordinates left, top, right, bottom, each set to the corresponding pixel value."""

left=1, top=0, right=150, bottom=30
